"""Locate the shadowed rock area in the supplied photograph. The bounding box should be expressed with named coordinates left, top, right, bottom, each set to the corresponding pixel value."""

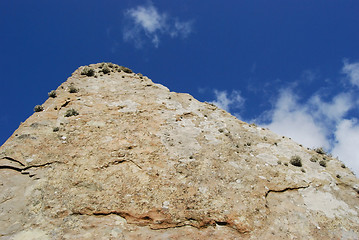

left=1, top=63, right=359, bottom=239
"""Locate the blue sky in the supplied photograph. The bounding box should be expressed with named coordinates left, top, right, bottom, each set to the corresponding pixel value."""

left=1, top=1, right=359, bottom=174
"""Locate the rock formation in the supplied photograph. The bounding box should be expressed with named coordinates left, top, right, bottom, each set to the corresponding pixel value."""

left=1, top=63, right=359, bottom=239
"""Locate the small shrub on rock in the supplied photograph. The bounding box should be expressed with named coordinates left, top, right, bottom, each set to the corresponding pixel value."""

left=69, top=85, right=79, bottom=93
left=119, top=66, right=133, bottom=73
left=102, top=65, right=111, bottom=74
left=81, top=66, right=95, bottom=77
left=48, top=90, right=57, bottom=98
left=65, top=108, right=79, bottom=117
left=34, top=105, right=44, bottom=112
left=310, top=156, right=318, bottom=162
left=319, top=160, right=327, bottom=167
left=314, top=147, right=326, bottom=155
left=290, top=155, right=302, bottom=167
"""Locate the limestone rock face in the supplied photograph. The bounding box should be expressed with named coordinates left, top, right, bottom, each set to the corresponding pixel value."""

left=1, top=63, right=359, bottom=239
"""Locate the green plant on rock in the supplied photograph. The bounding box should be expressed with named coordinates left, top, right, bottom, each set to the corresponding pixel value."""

left=48, top=90, right=57, bottom=98
left=119, top=66, right=133, bottom=73
left=310, top=156, right=318, bottom=162
left=314, top=147, right=326, bottom=155
left=81, top=66, right=95, bottom=77
left=69, top=85, right=79, bottom=93
left=319, top=160, right=327, bottom=167
left=34, top=105, right=44, bottom=112
left=290, top=155, right=302, bottom=167
left=65, top=108, right=79, bottom=117
left=102, top=64, right=111, bottom=74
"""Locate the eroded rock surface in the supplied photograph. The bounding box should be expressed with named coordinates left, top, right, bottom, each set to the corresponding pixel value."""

left=1, top=63, right=359, bottom=239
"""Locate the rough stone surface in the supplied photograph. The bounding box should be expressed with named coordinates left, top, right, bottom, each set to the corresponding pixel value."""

left=1, top=63, right=359, bottom=239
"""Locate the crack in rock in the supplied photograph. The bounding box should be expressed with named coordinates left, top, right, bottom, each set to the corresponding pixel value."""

left=60, top=100, right=71, bottom=109
left=1, top=157, right=25, bottom=166
left=264, top=183, right=311, bottom=208
left=0, top=156, right=62, bottom=176
left=265, top=184, right=311, bottom=198
left=97, top=159, right=142, bottom=170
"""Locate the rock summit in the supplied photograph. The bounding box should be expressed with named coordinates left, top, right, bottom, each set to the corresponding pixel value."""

left=1, top=63, right=359, bottom=239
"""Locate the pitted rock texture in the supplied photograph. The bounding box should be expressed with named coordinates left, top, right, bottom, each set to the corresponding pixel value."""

left=1, top=63, right=359, bottom=239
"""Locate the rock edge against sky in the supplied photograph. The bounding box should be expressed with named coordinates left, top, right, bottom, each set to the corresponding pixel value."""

left=1, top=63, right=359, bottom=239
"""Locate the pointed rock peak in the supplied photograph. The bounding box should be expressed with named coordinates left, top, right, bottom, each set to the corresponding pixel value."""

left=1, top=63, right=359, bottom=239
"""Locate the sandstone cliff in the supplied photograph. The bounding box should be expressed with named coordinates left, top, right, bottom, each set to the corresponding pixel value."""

left=1, top=63, right=359, bottom=239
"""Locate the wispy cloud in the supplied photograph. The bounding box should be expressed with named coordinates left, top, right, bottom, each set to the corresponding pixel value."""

left=342, top=59, right=359, bottom=87
left=123, top=3, right=193, bottom=48
left=210, top=90, right=244, bottom=118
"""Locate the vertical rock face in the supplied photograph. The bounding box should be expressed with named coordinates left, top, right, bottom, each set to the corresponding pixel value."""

left=1, top=63, right=359, bottom=239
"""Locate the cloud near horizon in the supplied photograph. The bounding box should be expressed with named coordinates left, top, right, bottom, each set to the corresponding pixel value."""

left=210, top=60, right=359, bottom=175
left=123, top=3, right=193, bottom=48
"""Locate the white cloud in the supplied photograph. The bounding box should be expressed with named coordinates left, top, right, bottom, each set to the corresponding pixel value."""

left=211, top=90, right=244, bottom=113
left=209, top=62, right=359, bottom=175
left=123, top=3, right=193, bottom=48
left=332, top=119, right=359, bottom=175
left=127, top=5, right=165, bottom=34
left=342, top=60, right=359, bottom=87
left=257, top=86, right=358, bottom=175
left=171, top=20, right=192, bottom=38
left=309, top=93, right=353, bottom=123
left=261, top=89, right=330, bottom=149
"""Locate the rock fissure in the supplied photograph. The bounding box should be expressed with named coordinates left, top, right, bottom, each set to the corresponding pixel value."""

left=0, top=157, right=62, bottom=176
left=1, top=156, right=25, bottom=166
left=60, top=100, right=71, bottom=109
left=265, top=184, right=311, bottom=199
left=23, top=161, right=63, bottom=170
left=99, top=159, right=142, bottom=169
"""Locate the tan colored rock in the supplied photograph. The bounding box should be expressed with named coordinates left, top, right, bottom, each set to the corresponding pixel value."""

left=1, top=63, right=359, bottom=239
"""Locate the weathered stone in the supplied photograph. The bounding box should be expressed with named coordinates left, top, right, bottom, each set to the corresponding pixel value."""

left=1, top=63, right=358, bottom=239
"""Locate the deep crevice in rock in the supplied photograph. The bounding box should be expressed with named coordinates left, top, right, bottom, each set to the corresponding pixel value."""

left=1, top=156, right=25, bottom=166
left=0, top=156, right=62, bottom=177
